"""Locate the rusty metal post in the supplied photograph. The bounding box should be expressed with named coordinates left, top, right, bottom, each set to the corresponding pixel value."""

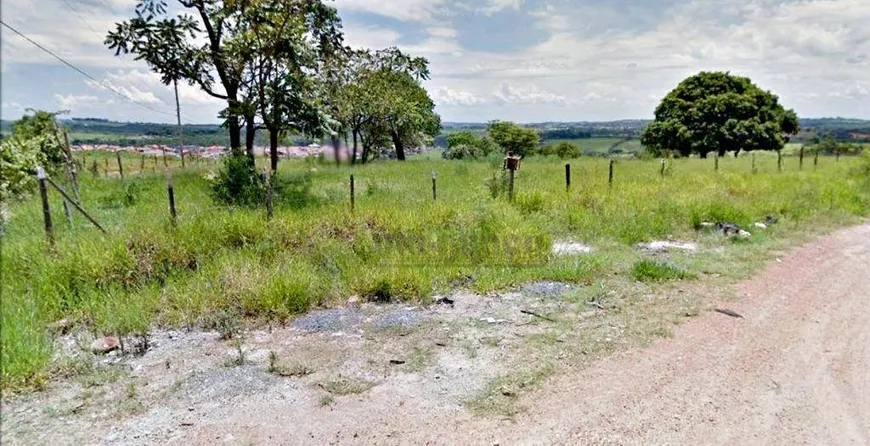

left=350, top=174, right=355, bottom=212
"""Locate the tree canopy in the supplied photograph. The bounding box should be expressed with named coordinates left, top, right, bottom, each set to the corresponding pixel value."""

left=487, top=121, right=540, bottom=157
left=641, top=72, right=799, bottom=158
left=106, top=0, right=344, bottom=158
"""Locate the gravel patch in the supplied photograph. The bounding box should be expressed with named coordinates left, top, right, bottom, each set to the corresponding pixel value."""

left=291, top=308, right=363, bottom=333
left=368, top=308, right=424, bottom=331
left=521, top=281, right=574, bottom=298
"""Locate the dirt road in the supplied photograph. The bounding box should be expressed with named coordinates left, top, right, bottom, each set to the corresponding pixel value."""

left=466, top=222, right=870, bottom=445
left=5, top=223, right=869, bottom=445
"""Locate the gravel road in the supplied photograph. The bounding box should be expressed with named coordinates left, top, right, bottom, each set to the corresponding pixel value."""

left=470, top=221, right=870, bottom=445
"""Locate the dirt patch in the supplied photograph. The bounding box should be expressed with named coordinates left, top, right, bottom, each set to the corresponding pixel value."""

left=5, top=223, right=869, bottom=444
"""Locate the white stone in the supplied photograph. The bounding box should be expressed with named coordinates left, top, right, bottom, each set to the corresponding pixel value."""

left=552, top=242, right=593, bottom=255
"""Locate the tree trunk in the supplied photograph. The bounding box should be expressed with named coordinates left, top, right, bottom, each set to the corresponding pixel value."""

left=331, top=134, right=341, bottom=167
left=269, top=128, right=279, bottom=172
left=245, top=116, right=256, bottom=159
left=228, top=119, right=242, bottom=155
left=174, top=79, right=184, bottom=167
left=392, top=131, right=406, bottom=161
left=352, top=129, right=359, bottom=166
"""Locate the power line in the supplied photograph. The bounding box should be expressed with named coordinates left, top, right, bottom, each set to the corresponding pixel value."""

left=0, top=19, right=196, bottom=123
left=60, top=0, right=102, bottom=36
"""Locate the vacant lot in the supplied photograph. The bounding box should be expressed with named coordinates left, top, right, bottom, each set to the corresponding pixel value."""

left=2, top=153, right=868, bottom=393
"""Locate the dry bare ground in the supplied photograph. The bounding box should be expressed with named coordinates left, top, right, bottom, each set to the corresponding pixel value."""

left=3, top=223, right=869, bottom=445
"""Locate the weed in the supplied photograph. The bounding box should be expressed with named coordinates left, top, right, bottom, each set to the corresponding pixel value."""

left=267, top=351, right=312, bottom=378
left=466, top=364, right=554, bottom=417
left=632, top=260, right=697, bottom=282
left=319, top=378, right=374, bottom=396
left=319, top=394, right=335, bottom=407
left=223, top=340, right=247, bottom=367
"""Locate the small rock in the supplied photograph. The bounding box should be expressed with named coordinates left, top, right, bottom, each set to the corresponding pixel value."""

left=698, top=222, right=715, bottom=228
left=738, top=230, right=752, bottom=238
left=434, top=297, right=455, bottom=306
left=346, top=295, right=360, bottom=308
left=753, top=222, right=768, bottom=229
left=552, top=242, right=593, bottom=256
left=91, top=336, right=120, bottom=355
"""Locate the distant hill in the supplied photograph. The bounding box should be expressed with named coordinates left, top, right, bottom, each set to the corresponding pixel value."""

left=3, top=117, right=869, bottom=148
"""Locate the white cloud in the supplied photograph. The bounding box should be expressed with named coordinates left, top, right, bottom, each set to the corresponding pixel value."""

left=54, top=94, right=100, bottom=110
left=333, top=0, right=450, bottom=22
left=478, top=0, right=523, bottom=16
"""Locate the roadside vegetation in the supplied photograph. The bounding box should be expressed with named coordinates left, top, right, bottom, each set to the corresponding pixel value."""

left=3, top=152, right=868, bottom=390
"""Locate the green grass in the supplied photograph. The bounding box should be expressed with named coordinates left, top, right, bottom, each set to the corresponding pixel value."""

left=544, top=138, right=643, bottom=155
left=2, top=151, right=869, bottom=390
left=632, top=260, right=696, bottom=282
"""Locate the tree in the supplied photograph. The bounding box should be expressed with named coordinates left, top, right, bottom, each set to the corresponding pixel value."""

left=234, top=0, right=344, bottom=170
left=323, top=47, right=438, bottom=164
left=108, top=0, right=331, bottom=157
left=641, top=71, right=800, bottom=158
left=540, top=141, right=581, bottom=159
left=487, top=121, right=540, bottom=157
left=1, top=111, right=68, bottom=203
left=365, top=70, right=440, bottom=161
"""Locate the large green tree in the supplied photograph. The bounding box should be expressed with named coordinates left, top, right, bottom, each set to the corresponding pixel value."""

left=106, top=0, right=343, bottom=159
left=234, top=0, right=344, bottom=170
left=487, top=121, right=540, bottom=157
left=641, top=72, right=799, bottom=158
left=324, top=47, right=439, bottom=164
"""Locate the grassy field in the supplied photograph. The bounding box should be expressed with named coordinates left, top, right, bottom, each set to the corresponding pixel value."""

left=545, top=137, right=644, bottom=155
left=2, top=152, right=869, bottom=390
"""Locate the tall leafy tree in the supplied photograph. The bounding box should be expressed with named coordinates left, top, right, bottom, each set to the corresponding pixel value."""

left=642, top=71, right=800, bottom=158
left=487, top=121, right=540, bottom=157
left=234, top=0, right=344, bottom=170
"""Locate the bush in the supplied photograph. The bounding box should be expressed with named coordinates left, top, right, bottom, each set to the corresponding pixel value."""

left=443, top=144, right=483, bottom=160
left=211, top=153, right=266, bottom=207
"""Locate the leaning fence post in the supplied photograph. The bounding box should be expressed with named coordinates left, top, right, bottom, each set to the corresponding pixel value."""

left=715, top=154, right=719, bottom=172
left=350, top=174, right=355, bottom=212
left=37, top=167, right=55, bottom=249
left=608, top=159, right=614, bottom=187
left=116, top=151, right=125, bottom=181
left=777, top=150, right=783, bottom=172
left=167, top=171, right=177, bottom=226
left=660, top=158, right=666, bottom=178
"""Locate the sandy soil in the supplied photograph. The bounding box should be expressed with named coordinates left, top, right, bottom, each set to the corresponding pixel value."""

left=3, top=223, right=869, bottom=445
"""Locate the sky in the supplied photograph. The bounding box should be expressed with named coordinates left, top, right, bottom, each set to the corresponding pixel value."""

left=1, top=0, right=869, bottom=124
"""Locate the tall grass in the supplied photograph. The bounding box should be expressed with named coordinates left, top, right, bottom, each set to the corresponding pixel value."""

left=2, top=153, right=868, bottom=390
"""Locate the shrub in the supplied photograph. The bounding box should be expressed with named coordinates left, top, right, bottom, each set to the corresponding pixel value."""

left=211, top=153, right=266, bottom=207
left=443, top=144, right=482, bottom=160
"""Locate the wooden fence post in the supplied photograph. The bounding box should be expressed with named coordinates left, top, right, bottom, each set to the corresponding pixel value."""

left=777, top=151, right=782, bottom=172
left=715, top=154, right=719, bottom=172
left=104, top=158, right=109, bottom=177
left=814, top=150, right=819, bottom=169
left=350, top=174, right=355, bottom=212
left=140, top=154, right=146, bottom=173
left=660, top=158, right=666, bottom=178
left=565, top=163, right=571, bottom=192
left=167, top=171, right=177, bottom=226
left=37, top=167, right=54, bottom=249
left=431, top=170, right=437, bottom=201
left=264, top=171, right=273, bottom=220
left=608, top=159, right=614, bottom=187
left=116, top=151, right=125, bottom=181
left=45, top=177, right=107, bottom=233
left=752, top=153, right=757, bottom=174
left=799, top=146, right=804, bottom=170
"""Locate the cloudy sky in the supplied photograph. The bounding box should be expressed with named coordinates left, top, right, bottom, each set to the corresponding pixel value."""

left=1, top=0, right=868, bottom=124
